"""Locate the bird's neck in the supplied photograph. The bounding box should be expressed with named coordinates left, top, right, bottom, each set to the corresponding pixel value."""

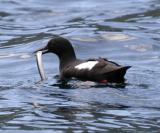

left=58, top=51, right=76, bottom=70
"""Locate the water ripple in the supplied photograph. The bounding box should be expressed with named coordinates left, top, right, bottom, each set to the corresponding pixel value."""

left=0, top=0, right=160, bottom=132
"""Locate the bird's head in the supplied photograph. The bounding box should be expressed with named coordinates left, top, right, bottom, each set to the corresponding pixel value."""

left=35, top=37, right=75, bottom=57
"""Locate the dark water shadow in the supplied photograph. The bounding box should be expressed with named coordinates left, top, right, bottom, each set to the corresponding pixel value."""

left=48, top=75, right=128, bottom=89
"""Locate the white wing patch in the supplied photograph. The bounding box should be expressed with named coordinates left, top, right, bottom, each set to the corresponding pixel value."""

left=75, top=61, right=98, bottom=70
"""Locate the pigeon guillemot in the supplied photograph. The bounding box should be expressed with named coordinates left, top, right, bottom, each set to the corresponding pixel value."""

left=35, top=37, right=131, bottom=83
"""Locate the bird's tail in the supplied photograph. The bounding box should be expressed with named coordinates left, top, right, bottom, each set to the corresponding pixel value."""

left=104, top=66, right=131, bottom=83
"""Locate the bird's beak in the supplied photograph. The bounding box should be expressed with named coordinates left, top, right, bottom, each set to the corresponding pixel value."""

left=35, top=46, right=49, bottom=81
left=34, top=46, right=49, bottom=54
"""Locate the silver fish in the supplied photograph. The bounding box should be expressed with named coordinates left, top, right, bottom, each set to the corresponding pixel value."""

left=36, top=51, right=47, bottom=80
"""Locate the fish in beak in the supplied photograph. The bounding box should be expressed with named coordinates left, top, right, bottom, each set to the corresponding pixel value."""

left=35, top=46, right=49, bottom=81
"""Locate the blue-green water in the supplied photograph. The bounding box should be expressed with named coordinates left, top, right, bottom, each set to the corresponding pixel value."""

left=0, top=0, right=160, bottom=132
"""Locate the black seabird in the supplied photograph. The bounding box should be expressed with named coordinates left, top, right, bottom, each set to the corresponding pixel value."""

left=35, top=37, right=131, bottom=83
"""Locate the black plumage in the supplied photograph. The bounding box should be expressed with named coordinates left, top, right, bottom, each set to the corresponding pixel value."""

left=35, top=37, right=131, bottom=83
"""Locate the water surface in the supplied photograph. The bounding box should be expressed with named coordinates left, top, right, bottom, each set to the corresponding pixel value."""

left=0, top=0, right=160, bottom=132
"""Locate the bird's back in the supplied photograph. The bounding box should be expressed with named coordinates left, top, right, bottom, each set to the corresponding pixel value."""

left=61, top=58, right=130, bottom=83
